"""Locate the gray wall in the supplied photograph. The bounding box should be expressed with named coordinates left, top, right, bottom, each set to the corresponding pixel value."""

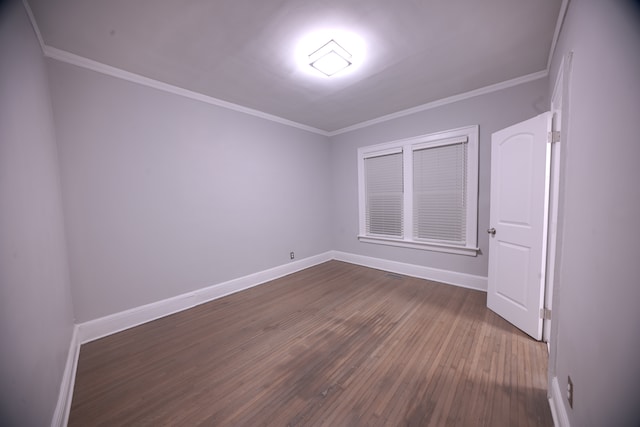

left=329, top=78, right=548, bottom=282
left=47, top=60, right=333, bottom=322
left=9, top=1, right=639, bottom=424
left=0, top=2, right=75, bottom=426
left=548, top=1, right=640, bottom=425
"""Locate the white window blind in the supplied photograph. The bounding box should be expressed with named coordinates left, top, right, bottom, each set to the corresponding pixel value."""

left=357, top=125, right=478, bottom=256
left=413, top=141, right=467, bottom=243
left=364, top=152, right=404, bottom=237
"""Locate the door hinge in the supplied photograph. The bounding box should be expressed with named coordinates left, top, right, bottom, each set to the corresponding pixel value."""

left=548, top=131, right=560, bottom=143
left=540, top=308, right=552, bottom=320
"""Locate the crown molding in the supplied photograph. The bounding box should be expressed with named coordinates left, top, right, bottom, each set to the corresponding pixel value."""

left=21, top=0, right=45, bottom=53
left=25, top=0, right=560, bottom=139
left=42, top=46, right=330, bottom=137
left=546, top=0, right=571, bottom=73
left=327, top=69, right=548, bottom=136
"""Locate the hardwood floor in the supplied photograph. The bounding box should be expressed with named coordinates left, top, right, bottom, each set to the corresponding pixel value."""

left=68, top=261, right=553, bottom=426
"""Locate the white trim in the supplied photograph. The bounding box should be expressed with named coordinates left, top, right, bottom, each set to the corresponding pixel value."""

left=192, top=252, right=328, bottom=305
left=358, top=236, right=479, bottom=256
left=357, top=125, right=479, bottom=255
left=34, top=39, right=551, bottom=139
left=76, top=291, right=197, bottom=344
left=41, top=43, right=548, bottom=139
left=329, top=70, right=548, bottom=136
left=546, top=0, right=571, bottom=73
left=549, top=376, right=571, bottom=427
left=357, top=126, right=476, bottom=153
left=50, top=325, right=80, bottom=427
left=24, top=0, right=555, bottom=139
left=76, top=249, right=489, bottom=345
left=21, top=0, right=46, bottom=53
left=333, top=251, right=487, bottom=291
left=412, top=135, right=468, bottom=151
left=544, top=53, right=569, bottom=344
left=40, top=44, right=550, bottom=141
left=42, top=46, right=329, bottom=137
left=77, top=251, right=333, bottom=344
left=52, top=250, right=488, bottom=425
left=362, top=146, right=403, bottom=159
left=540, top=112, right=553, bottom=342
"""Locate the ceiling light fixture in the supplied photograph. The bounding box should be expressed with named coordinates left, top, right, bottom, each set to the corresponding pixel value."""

left=295, top=30, right=365, bottom=78
left=308, top=39, right=352, bottom=77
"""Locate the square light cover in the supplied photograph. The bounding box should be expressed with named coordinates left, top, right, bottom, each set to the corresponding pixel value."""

left=309, top=39, right=352, bottom=76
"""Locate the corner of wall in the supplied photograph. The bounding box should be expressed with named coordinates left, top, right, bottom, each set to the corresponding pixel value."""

left=549, top=375, right=571, bottom=427
left=50, top=326, right=80, bottom=427
left=333, top=251, right=488, bottom=291
left=76, top=251, right=335, bottom=344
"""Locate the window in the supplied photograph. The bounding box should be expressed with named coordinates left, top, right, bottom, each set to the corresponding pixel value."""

left=364, top=150, right=403, bottom=237
left=357, top=126, right=479, bottom=256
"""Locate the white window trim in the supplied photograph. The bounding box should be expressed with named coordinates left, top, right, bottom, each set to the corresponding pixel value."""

left=357, top=125, right=480, bottom=256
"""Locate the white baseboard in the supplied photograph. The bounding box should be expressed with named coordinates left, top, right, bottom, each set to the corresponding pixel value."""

left=333, top=251, right=488, bottom=291
left=77, top=251, right=334, bottom=344
left=50, top=325, right=80, bottom=427
left=549, top=376, right=571, bottom=427
left=76, top=251, right=488, bottom=345
left=60, top=250, right=487, bottom=426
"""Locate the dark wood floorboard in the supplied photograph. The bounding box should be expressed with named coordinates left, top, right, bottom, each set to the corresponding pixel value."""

left=68, top=261, right=553, bottom=426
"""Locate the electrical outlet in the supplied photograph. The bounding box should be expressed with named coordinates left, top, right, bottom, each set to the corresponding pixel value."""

left=290, top=251, right=295, bottom=260
left=567, top=376, right=573, bottom=408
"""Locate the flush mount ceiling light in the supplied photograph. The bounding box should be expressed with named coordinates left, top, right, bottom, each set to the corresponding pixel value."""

left=308, top=39, right=352, bottom=76
left=295, top=30, right=365, bottom=78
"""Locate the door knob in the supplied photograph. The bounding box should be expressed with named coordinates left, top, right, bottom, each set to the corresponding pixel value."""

left=487, top=227, right=496, bottom=236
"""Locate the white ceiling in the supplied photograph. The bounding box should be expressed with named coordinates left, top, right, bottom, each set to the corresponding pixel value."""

left=27, top=0, right=563, bottom=133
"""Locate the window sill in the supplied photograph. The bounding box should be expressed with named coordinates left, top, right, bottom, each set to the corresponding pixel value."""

left=358, top=235, right=479, bottom=257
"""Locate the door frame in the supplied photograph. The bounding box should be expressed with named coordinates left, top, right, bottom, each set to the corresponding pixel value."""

left=543, top=68, right=564, bottom=344
left=487, top=49, right=572, bottom=343
left=547, top=51, right=573, bottom=393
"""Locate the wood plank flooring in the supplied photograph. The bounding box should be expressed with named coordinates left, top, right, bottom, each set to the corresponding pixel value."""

left=68, top=261, right=553, bottom=426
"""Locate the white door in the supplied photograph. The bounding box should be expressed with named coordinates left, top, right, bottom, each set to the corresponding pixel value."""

left=487, top=112, right=551, bottom=340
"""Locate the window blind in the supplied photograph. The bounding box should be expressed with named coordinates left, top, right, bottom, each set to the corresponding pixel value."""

left=413, top=142, right=467, bottom=243
left=364, top=152, right=404, bottom=237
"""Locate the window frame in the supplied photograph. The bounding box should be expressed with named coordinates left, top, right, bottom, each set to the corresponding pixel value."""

left=357, top=125, right=480, bottom=256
